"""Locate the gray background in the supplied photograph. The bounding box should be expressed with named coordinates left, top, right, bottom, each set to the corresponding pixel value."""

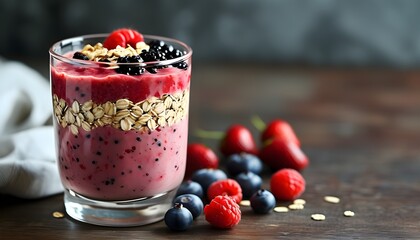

left=1, top=0, right=420, bottom=67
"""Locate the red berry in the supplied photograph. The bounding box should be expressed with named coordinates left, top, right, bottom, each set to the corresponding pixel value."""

left=220, top=124, right=258, bottom=157
left=103, top=28, right=144, bottom=49
left=120, top=29, right=143, bottom=47
left=207, top=179, right=243, bottom=203
left=204, top=195, right=241, bottom=229
left=270, top=168, right=305, bottom=201
left=262, top=119, right=300, bottom=146
left=185, top=143, right=219, bottom=179
left=259, top=138, right=309, bottom=171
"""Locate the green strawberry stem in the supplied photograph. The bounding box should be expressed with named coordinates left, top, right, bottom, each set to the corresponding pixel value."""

left=251, top=115, right=266, bottom=132
left=194, top=129, right=225, bottom=139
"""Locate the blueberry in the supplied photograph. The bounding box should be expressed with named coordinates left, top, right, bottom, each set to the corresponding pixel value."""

left=190, top=168, right=227, bottom=193
left=164, top=203, right=193, bottom=231
left=176, top=181, right=204, bottom=199
left=235, top=172, right=262, bottom=199
left=173, top=194, right=203, bottom=219
left=250, top=189, right=276, bottom=214
left=226, top=153, right=263, bottom=176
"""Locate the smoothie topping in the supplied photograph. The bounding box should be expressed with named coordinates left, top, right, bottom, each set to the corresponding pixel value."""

left=75, top=42, right=149, bottom=62
left=53, top=90, right=189, bottom=135
left=72, top=28, right=189, bottom=75
left=103, top=28, right=144, bottom=49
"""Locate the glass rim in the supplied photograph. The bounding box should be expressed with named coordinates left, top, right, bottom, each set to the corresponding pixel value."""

left=49, top=33, right=193, bottom=68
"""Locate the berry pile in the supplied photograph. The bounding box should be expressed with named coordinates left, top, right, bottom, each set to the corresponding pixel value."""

left=164, top=117, right=310, bottom=231
left=72, top=28, right=189, bottom=75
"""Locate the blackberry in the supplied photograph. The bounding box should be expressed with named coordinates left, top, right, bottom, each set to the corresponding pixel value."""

left=140, top=49, right=166, bottom=61
left=173, top=61, right=188, bottom=70
left=140, top=40, right=189, bottom=73
left=116, top=55, right=145, bottom=75
left=146, top=67, right=158, bottom=74
left=148, top=40, right=188, bottom=67
left=167, top=49, right=183, bottom=59
left=148, top=40, right=166, bottom=50
left=140, top=49, right=167, bottom=73
left=73, top=52, right=89, bottom=60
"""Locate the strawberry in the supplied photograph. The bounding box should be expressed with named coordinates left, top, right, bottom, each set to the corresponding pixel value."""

left=220, top=124, right=258, bottom=157
left=103, top=28, right=144, bottom=49
left=259, top=138, right=309, bottom=171
left=185, top=144, right=219, bottom=179
left=270, top=168, right=305, bottom=201
left=261, top=119, right=300, bottom=146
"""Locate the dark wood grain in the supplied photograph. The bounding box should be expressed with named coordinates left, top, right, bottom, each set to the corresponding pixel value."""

left=1, top=64, right=420, bottom=239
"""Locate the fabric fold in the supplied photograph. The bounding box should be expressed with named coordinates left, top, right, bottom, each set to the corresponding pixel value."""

left=0, top=59, right=63, bottom=199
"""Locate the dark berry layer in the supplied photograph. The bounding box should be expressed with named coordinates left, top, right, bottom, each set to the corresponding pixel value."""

left=71, top=39, right=189, bottom=76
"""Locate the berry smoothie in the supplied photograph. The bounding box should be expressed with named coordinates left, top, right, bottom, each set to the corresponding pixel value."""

left=51, top=51, right=191, bottom=201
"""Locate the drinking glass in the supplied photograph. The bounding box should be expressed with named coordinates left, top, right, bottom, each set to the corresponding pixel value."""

left=49, top=34, right=192, bottom=226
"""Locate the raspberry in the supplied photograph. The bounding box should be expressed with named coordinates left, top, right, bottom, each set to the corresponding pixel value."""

left=103, top=31, right=126, bottom=49
left=270, top=168, right=305, bottom=201
left=120, top=29, right=143, bottom=47
left=103, top=28, right=144, bottom=49
left=207, top=179, right=243, bottom=203
left=204, top=195, right=241, bottom=229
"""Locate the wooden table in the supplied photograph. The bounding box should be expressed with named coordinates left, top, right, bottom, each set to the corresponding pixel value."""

left=1, top=64, right=420, bottom=239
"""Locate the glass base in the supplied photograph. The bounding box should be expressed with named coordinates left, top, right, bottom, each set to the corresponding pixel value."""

left=64, top=188, right=177, bottom=227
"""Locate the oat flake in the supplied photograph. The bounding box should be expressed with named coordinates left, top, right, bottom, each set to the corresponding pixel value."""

left=273, top=206, right=289, bottom=213
left=293, top=199, right=306, bottom=205
left=324, top=196, right=340, bottom=204
left=52, top=211, right=64, bottom=218
left=311, top=214, right=326, bottom=221
left=344, top=210, right=355, bottom=217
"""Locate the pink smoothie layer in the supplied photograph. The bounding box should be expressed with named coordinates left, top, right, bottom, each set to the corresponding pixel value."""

left=51, top=60, right=191, bottom=201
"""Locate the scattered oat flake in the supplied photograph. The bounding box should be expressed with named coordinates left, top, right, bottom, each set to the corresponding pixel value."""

left=311, top=214, right=326, bottom=221
left=324, top=196, right=340, bottom=204
left=240, top=200, right=251, bottom=206
left=52, top=211, right=64, bottom=218
left=344, top=210, right=355, bottom=217
left=293, top=199, right=306, bottom=205
left=274, top=206, right=289, bottom=213
left=288, top=203, right=304, bottom=210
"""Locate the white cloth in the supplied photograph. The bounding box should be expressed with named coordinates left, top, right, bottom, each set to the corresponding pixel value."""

left=0, top=59, right=63, bottom=198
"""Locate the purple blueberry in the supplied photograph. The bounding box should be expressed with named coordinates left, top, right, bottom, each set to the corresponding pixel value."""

left=235, top=171, right=262, bottom=199
left=226, top=153, right=263, bottom=176
left=176, top=180, right=204, bottom=199
left=250, top=189, right=276, bottom=214
left=173, top=194, right=203, bottom=219
left=190, top=168, right=227, bottom=193
left=164, top=203, right=193, bottom=231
